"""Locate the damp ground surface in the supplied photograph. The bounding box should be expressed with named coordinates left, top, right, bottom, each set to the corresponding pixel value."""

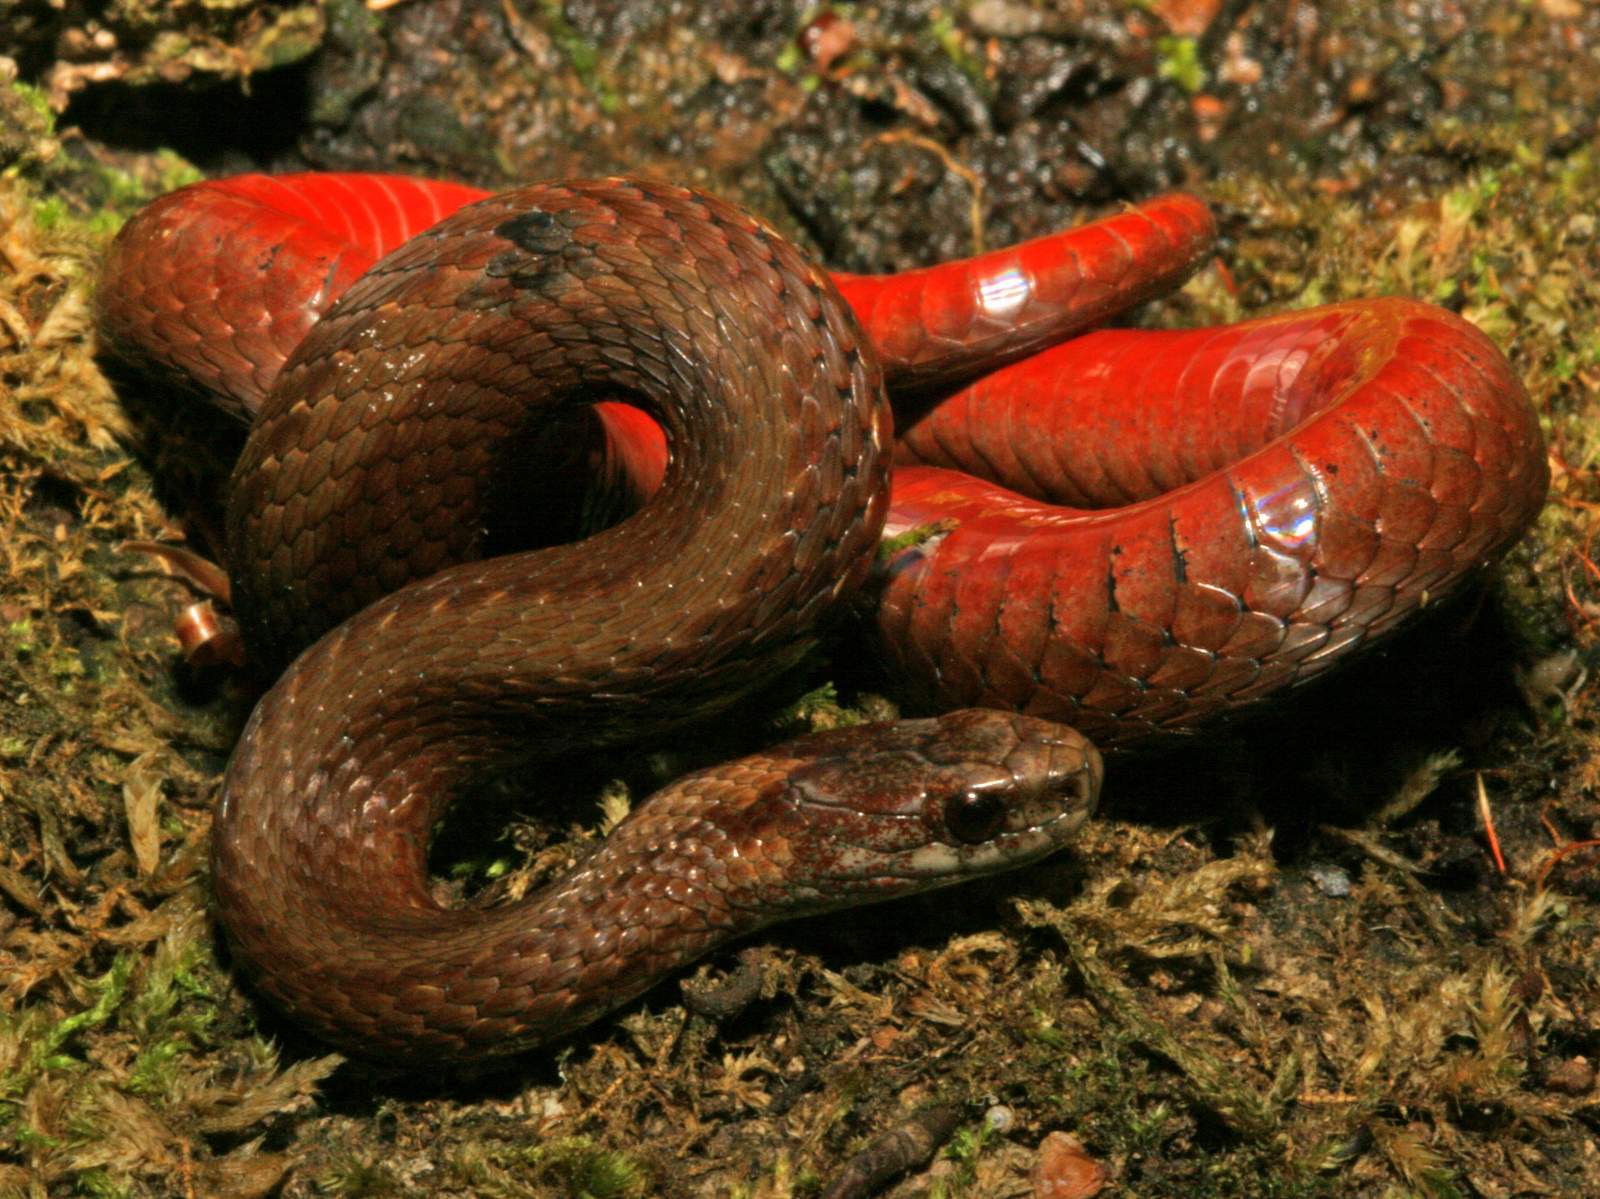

left=3, top=2, right=1600, bottom=1197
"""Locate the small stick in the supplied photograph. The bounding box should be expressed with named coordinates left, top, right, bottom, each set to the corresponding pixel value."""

left=820, top=1104, right=963, bottom=1199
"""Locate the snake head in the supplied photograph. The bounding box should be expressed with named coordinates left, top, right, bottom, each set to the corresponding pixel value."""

left=762, top=708, right=1102, bottom=913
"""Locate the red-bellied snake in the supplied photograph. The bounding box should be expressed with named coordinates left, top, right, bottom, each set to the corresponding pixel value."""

left=97, top=173, right=1546, bottom=1058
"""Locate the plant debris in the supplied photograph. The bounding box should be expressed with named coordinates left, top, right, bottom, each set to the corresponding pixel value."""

left=4, top=2, right=1600, bottom=1196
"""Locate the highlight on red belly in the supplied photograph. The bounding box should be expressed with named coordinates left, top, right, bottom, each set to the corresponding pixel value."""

left=833, top=193, right=1216, bottom=393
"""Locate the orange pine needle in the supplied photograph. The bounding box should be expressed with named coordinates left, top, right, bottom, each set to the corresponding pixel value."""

left=1477, top=772, right=1507, bottom=876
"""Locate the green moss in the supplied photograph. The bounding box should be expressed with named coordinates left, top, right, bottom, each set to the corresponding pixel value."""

left=2, top=956, right=131, bottom=1093
left=13, top=138, right=199, bottom=241
left=1156, top=35, right=1207, bottom=94
left=548, top=1145, right=648, bottom=1199
left=10, top=80, right=53, bottom=124
left=877, top=517, right=956, bottom=560
left=46, top=650, right=84, bottom=680
left=446, top=1137, right=650, bottom=1198
left=928, top=10, right=987, bottom=88
left=534, top=0, right=619, bottom=115
left=74, top=1167, right=136, bottom=1198
left=936, top=1120, right=994, bottom=1193
left=124, top=1040, right=184, bottom=1100
left=31, top=194, right=68, bottom=231
left=317, top=1156, right=403, bottom=1197
left=125, top=920, right=217, bottom=1040
left=7, top=620, right=35, bottom=656
left=252, top=4, right=326, bottom=70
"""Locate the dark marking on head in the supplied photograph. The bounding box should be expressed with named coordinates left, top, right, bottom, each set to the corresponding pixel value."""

left=495, top=211, right=570, bottom=255
left=486, top=209, right=590, bottom=294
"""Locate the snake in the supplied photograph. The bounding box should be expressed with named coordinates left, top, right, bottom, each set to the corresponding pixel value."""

left=97, top=173, right=1547, bottom=1058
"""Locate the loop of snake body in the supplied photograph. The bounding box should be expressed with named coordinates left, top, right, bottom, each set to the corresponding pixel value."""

left=98, top=173, right=1547, bottom=1058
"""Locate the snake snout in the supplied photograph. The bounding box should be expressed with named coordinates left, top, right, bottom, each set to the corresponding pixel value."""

left=1002, top=713, right=1104, bottom=832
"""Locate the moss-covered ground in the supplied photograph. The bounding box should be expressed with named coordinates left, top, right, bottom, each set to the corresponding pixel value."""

left=3, top=2, right=1600, bottom=1196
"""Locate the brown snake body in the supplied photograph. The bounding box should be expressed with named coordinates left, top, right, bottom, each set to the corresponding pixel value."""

left=174, top=180, right=1099, bottom=1058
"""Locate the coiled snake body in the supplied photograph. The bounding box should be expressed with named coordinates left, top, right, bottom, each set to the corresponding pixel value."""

left=99, top=174, right=1546, bottom=1058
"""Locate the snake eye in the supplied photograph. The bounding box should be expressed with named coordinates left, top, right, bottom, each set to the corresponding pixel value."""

left=944, top=788, right=1007, bottom=844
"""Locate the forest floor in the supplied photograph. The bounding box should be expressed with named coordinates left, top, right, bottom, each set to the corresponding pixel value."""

left=3, top=2, right=1600, bottom=1196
